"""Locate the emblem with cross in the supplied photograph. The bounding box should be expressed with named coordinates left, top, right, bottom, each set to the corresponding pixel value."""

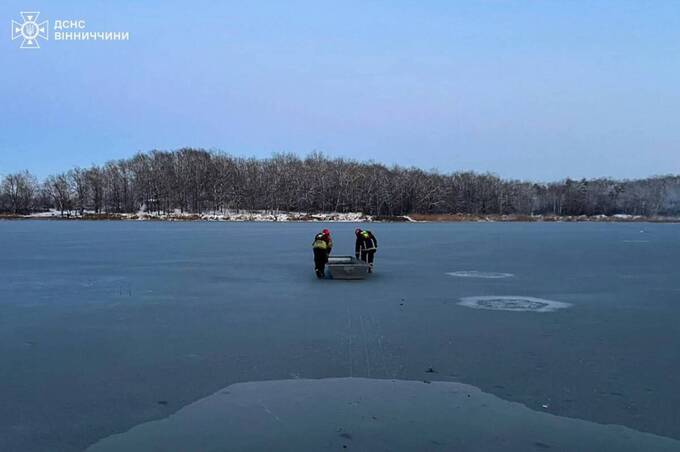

left=12, top=12, right=49, bottom=49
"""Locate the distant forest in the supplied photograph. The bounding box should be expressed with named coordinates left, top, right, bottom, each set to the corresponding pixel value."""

left=1, top=149, right=680, bottom=217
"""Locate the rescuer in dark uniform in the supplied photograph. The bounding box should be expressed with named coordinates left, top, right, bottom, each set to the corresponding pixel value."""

left=355, top=228, right=378, bottom=273
left=312, top=229, right=333, bottom=278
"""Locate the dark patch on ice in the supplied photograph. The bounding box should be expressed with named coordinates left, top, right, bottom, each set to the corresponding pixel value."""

left=446, top=270, right=514, bottom=279
left=458, top=296, right=572, bottom=312
left=87, top=378, right=680, bottom=452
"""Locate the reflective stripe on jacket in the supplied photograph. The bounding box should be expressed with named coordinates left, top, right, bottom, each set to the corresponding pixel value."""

left=355, top=231, right=377, bottom=253
left=313, top=233, right=332, bottom=250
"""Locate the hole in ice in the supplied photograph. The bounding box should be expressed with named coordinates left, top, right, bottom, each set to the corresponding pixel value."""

left=446, top=271, right=514, bottom=279
left=458, top=296, right=571, bottom=312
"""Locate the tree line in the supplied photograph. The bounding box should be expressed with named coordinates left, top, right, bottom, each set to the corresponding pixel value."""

left=1, top=149, right=680, bottom=217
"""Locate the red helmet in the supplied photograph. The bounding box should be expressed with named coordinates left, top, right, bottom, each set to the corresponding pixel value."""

left=322, top=229, right=330, bottom=235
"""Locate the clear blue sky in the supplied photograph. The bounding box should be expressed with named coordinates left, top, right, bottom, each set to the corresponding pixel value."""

left=2, top=0, right=680, bottom=181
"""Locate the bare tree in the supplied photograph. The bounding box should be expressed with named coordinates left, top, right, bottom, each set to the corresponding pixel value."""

left=44, top=173, right=72, bottom=217
left=0, top=171, right=38, bottom=214
left=69, top=168, right=90, bottom=215
left=3, top=149, right=680, bottom=218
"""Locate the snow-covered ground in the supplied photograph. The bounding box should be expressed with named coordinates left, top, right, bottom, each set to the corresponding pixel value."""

left=23, top=209, right=380, bottom=222
left=187, top=211, right=371, bottom=222
left=14, top=209, right=674, bottom=222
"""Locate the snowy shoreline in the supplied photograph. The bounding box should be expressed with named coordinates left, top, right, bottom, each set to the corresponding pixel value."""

left=1, top=210, right=385, bottom=223
left=2, top=210, right=680, bottom=223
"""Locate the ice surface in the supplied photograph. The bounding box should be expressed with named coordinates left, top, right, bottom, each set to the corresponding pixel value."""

left=87, top=377, right=680, bottom=452
left=2, top=221, right=680, bottom=451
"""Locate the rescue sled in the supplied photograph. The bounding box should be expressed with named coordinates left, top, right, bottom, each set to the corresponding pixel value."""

left=326, top=256, right=370, bottom=280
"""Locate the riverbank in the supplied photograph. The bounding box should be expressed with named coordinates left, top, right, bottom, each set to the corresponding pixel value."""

left=408, top=213, right=680, bottom=223
left=0, top=210, right=374, bottom=222
left=1, top=210, right=680, bottom=223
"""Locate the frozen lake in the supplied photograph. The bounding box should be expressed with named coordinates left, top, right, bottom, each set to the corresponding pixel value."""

left=1, top=221, right=679, bottom=451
